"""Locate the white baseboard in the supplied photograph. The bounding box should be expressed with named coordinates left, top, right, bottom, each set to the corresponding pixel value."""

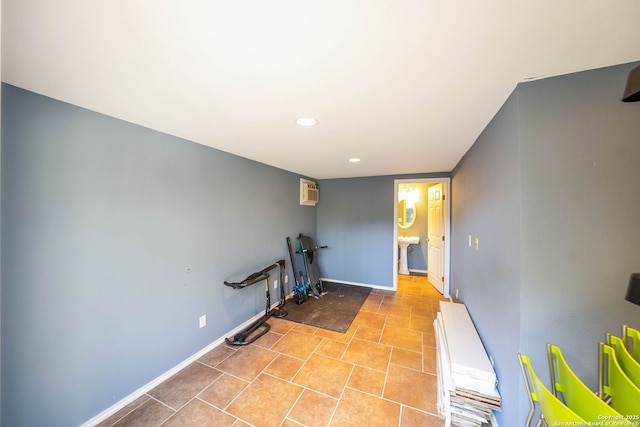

left=80, top=309, right=272, bottom=426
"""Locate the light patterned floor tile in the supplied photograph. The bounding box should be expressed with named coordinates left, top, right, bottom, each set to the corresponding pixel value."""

left=293, top=354, right=354, bottom=398
left=330, top=388, right=400, bottom=427
left=226, top=374, right=303, bottom=427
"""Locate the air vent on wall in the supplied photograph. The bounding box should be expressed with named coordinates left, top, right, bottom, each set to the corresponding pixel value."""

left=300, top=179, right=319, bottom=206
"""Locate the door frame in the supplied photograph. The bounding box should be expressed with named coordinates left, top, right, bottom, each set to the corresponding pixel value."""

left=393, top=177, right=451, bottom=297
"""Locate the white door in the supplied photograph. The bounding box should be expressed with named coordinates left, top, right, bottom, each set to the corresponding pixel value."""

left=427, top=183, right=444, bottom=293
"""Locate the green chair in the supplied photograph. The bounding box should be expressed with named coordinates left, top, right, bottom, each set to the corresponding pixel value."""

left=607, top=333, right=640, bottom=388
left=623, top=325, right=640, bottom=364
left=547, top=344, right=621, bottom=421
left=519, top=353, right=586, bottom=427
left=598, top=342, right=640, bottom=415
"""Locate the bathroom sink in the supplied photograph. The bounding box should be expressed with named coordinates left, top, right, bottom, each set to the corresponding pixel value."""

left=398, top=236, right=420, bottom=245
left=398, top=236, right=420, bottom=275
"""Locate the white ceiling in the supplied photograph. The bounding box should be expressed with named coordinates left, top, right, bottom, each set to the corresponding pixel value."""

left=3, top=1, right=640, bottom=179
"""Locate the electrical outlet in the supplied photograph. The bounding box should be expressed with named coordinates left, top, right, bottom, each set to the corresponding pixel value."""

left=199, top=315, right=206, bottom=328
left=273, top=279, right=278, bottom=289
left=285, top=274, right=288, bottom=284
left=468, top=235, right=472, bottom=247
left=474, top=237, right=479, bottom=252
left=456, top=289, right=459, bottom=299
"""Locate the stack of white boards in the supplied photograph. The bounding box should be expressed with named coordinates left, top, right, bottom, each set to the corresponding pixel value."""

left=434, top=301, right=501, bottom=427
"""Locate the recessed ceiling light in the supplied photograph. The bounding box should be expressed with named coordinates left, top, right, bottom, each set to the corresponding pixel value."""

left=296, top=118, right=318, bottom=127
left=349, top=158, right=361, bottom=163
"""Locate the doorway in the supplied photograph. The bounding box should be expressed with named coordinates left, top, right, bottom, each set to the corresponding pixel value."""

left=393, top=178, right=450, bottom=297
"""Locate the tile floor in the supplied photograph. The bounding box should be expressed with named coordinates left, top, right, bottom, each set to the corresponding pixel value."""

left=97, top=275, right=447, bottom=427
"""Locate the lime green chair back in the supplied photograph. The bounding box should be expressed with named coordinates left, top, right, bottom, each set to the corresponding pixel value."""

left=607, top=334, right=640, bottom=388
left=623, top=325, right=640, bottom=364
left=547, top=344, right=621, bottom=421
left=599, top=342, right=640, bottom=414
left=519, top=353, right=586, bottom=427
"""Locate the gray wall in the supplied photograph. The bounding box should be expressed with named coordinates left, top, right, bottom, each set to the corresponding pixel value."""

left=316, top=173, right=448, bottom=288
left=518, top=63, right=640, bottom=386
left=451, top=61, right=640, bottom=426
left=316, top=176, right=394, bottom=287
left=1, top=84, right=316, bottom=427
left=451, top=89, right=522, bottom=426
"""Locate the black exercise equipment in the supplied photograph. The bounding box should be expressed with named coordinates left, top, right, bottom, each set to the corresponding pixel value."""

left=286, top=236, right=310, bottom=304
left=223, top=259, right=287, bottom=346
left=297, top=233, right=328, bottom=297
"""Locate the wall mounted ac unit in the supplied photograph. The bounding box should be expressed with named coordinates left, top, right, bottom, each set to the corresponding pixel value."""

left=300, top=179, right=319, bottom=206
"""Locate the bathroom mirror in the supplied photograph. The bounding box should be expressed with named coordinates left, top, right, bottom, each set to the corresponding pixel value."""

left=398, top=199, right=416, bottom=229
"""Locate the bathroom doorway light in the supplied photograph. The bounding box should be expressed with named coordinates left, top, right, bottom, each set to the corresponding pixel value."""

left=296, top=118, right=318, bottom=127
